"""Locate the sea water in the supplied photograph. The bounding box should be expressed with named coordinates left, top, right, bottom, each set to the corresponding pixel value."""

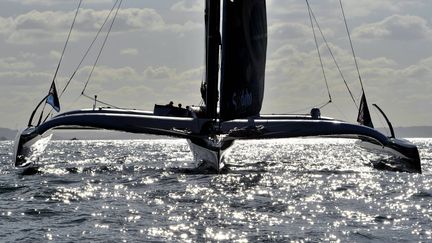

left=0, top=138, right=431, bottom=242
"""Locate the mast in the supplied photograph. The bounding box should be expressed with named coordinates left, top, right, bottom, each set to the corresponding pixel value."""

left=203, top=0, right=221, bottom=119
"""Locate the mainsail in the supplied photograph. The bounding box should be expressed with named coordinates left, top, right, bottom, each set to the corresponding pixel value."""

left=220, top=0, right=268, bottom=121
left=202, top=0, right=221, bottom=119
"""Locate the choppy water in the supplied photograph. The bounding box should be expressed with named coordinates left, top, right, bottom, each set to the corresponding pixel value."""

left=0, top=138, right=431, bottom=242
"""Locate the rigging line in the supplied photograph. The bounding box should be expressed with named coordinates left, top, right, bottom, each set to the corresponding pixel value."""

left=52, top=0, right=83, bottom=87
left=307, top=3, right=358, bottom=109
left=306, top=0, right=332, bottom=103
left=339, top=0, right=365, bottom=94
left=43, top=92, right=83, bottom=123
left=28, top=94, right=50, bottom=126
left=319, top=100, right=332, bottom=109
left=60, top=0, right=120, bottom=98
left=36, top=0, right=82, bottom=125
left=42, top=108, right=52, bottom=124
left=81, top=0, right=123, bottom=95
left=45, top=0, right=121, bottom=123
left=332, top=101, right=349, bottom=121
left=37, top=102, right=48, bottom=126
left=286, top=100, right=330, bottom=114
left=82, top=92, right=120, bottom=109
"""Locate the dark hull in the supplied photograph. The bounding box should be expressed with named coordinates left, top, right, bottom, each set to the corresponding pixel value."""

left=14, top=108, right=421, bottom=173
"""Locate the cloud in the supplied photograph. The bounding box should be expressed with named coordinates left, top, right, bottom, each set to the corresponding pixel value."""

left=1, top=8, right=201, bottom=44
left=340, top=0, right=397, bottom=17
left=0, top=16, right=13, bottom=34
left=269, top=22, right=311, bottom=40
left=266, top=0, right=398, bottom=19
left=120, top=48, right=139, bottom=56
left=353, top=15, right=432, bottom=41
left=341, top=0, right=428, bottom=17
left=263, top=40, right=432, bottom=125
left=75, top=65, right=140, bottom=87
left=53, top=64, right=201, bottom=96
left=49, top=50, right=62, bottom=61
left=4, top=0, right=111, bottom=6
left=0, top=57, right=35, bottom=70
left=359, top=57, right=432, bottom=125
left=170, top=0, right=203, bottom=13
left=69, top=64, right=202, bottom=109
left=143, top=66, right=176, bottom=80
left=0, top=70, right=52, bottom=86
left=264, top=0, right=308, bottom=16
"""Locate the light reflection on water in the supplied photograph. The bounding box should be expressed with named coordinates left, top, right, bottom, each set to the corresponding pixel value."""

left=0, top=138, right=431, bottom=242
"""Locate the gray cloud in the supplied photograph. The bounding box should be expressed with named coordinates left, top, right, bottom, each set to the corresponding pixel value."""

left=1, top=8, right=201, bottom=44
left=0, top=70, right=51, bottom=86
left=120, top=48, right=139, bottom=56
left=4, top=0, right=111, bottom=6
left=269, top=22, right=312, bottom=40
left=170, top=0, right=203, bottom=13
left=263, top=39, right=432, bottom=126
left=0, top=57, right=35, bottom=70
left=353, top=15, right=432, bottom=41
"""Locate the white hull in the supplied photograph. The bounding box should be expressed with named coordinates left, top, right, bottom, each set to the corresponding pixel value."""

left=187, top=138, right=234, bottom=172
left=188, top=140, right=222, bottom=171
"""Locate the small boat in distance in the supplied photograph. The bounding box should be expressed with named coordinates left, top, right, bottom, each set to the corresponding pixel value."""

left=14, top=0, right=421, bottom=173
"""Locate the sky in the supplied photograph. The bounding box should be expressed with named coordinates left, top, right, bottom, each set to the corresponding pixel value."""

left=0, top=0, right=431, bottom=129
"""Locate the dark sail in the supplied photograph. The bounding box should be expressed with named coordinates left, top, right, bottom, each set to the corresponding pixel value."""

left=220, top=0, right=268, bottom=121
left=202, top=0, right=220, bottom=118
left=47, top=81, right=60, bottom=112
left=357, top=93, right=373, bottom=128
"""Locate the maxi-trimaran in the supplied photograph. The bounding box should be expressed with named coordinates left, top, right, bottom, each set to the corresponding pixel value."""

left=14, top=0, right=422, bottom=173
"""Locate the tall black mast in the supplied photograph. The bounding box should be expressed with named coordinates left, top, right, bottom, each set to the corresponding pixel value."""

left=204, top=0, right=220, bottom=118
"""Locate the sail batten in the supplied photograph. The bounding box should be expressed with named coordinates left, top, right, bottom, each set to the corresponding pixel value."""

left=220, top=0, right=268, bottom=121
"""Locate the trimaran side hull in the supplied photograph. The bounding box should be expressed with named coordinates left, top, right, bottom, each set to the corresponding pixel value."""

left=14, top=108, right=421, bottom=173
